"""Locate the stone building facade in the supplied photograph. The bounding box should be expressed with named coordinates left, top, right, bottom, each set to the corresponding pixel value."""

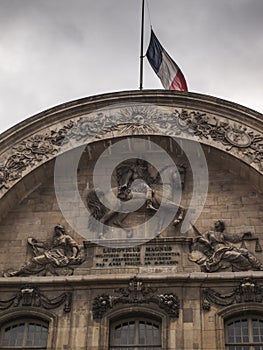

left=0, top=90, right=262, bottom=349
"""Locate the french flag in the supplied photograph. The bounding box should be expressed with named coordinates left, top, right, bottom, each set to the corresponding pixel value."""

left=146, top=30, right=188, bottom=91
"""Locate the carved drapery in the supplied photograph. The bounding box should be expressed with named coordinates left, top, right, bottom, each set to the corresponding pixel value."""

left=92, top=276, right=180, bottom=320
left=3, top=225, right=86, bottom=277
left=201, top=278, right=263, bottom=311
left=189, top=220, right=263, bottom=273
left=0, top=285, right=72, bottom=313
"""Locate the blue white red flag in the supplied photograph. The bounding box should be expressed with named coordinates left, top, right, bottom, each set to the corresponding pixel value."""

left=146, top=30, right=188, bottom=91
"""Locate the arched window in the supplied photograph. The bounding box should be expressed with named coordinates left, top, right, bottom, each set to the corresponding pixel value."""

left=110, top=316, right=161, bottom=349
left=0, top=318, right=48, bottom=349
left=225, top=315, right=263, bottom=350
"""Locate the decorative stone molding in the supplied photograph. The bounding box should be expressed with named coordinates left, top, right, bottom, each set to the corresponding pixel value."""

left=92, top=276, right=180, bottom=320
left=0, top=122, right=74, bottom=191
left=158, top=293, right=180, bottom=318
left=68, top=108, right=263, bottom=174
left=92, top=294, right=112, bottom=320
left=176, top=110, right=263, bottom=168
left=0, top=92, right=262, bottom=199
left=201, top=278, right=263, bottom=311
left=0, top=285, right=72, bottom=313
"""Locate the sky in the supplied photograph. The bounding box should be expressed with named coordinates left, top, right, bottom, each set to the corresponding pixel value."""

left=0, top=0, right=263, bottom=134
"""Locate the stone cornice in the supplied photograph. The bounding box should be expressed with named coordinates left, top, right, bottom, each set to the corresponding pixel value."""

left=0, top=271, right=263, bottom=288
left=1, top=90, right=262, bottom=150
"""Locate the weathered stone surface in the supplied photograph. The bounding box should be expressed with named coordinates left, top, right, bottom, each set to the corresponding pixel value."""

left=0, top=90, right=262, bottom=349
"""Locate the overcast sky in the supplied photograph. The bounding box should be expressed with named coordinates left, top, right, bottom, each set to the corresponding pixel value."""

left=0, top=0, right=262, bottom=134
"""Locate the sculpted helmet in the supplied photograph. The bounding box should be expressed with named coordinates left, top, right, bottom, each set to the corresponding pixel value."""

left=54, top=224, right=66, bottom=234
left=214, top=220, right=225, bottom=232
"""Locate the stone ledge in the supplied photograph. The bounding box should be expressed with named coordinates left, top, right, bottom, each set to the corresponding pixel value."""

left=1, top=271, right=263, bottom=287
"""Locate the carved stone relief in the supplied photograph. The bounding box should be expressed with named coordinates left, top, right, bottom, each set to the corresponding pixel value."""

left=0, top=285, right=72, bottom=313
left=115, top=159, right=186, bottom=191
left=0, top=122, right=74, bottom=191
left=176, top=110, right=263, bottom=168
left=201, top=278, right=263, bottom=311
left=86, top=159, right=186, bottom=239
left=0, top=105, right=262, bottom=198
left=72, top=108, right=263, bottom=172
left=92, top=276, right=180, bottom=320
left=189, top=220, right=263, bottom=272
left=3, top=225, right=85, bottom=277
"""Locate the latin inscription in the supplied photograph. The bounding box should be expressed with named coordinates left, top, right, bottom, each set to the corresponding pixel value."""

left=94, top=245, right=180, bottom=268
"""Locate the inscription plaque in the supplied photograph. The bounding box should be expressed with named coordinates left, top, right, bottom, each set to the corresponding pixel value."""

left=84, top=237, right=192, bottom=269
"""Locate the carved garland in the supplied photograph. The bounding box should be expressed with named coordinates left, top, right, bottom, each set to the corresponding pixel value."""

left=0, top=107, right=262, bottom=193
left=201, top=278, right=263, bottom=311
left=176, top=110, right=262, bottom=168
left=0, top=122, right=74, bottom=191
left=0, top=285, right=72, bottom=313
left=92, top=276, right=180, bottom=320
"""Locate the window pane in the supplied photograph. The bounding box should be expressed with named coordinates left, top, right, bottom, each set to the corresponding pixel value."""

left=110, top=317, right=161, bottom=348
left=112, top=321, right=136, bottom=346
left=228, top=323, right=234, bottom=343
left=1, top=319, right=48, bottom=348
left=26, top=323, right=48, bottom=347
left=128, top=322, right=135, bottom=345
left=253, top=319, right=263, bottom=343
left=123, top=322, right=131, bottom=345
left=138, top=321, right=160, bottom=345
left=226, top=316, right=263, bottom=349
left=226, top=319, right=249, bottom=344
left=139, top=321, right=146, bottom=344
left=1, top=323, right=25, bottom=346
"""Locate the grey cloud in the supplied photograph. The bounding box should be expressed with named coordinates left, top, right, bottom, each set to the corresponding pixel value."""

left=0, top=0, right=262, bottom=133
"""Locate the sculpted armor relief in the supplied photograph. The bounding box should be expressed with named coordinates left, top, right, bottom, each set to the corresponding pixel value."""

left=3, top=154, right=262, bottom=276
left=1, top=105, right=262, bottom=275
left=86, top=158, right=186, bottom=240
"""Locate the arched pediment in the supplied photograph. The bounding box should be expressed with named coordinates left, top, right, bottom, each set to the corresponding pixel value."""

left=0, top=90, right=262, bottom=200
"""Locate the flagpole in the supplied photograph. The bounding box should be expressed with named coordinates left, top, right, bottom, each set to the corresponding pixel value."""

left=139, top=0, right=145, bottom=90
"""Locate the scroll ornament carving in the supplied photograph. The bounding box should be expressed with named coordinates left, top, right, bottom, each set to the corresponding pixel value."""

left=158, top=293, right=180, bottom=318
left=0, top=285, right=72, bottom=313
left=53, top=106, right=161, bottom=143
left=100, top=107, right=263, bottom=169
left=0, top=108, right=160, bottom=191
left=0, top=106, right=262, bottom=193
left=92, top=276, right=180, bottom=320
left=75, top=108, right=263, bottom=171
left=0, top=122, right=74, bottom=191
left=92, top=294, right=112, bottom=320
left=3, top=225, right=85, bottom=277
left=202, top=278, right=263, bottom=311
left=176, top=110, right=263, bottom=168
